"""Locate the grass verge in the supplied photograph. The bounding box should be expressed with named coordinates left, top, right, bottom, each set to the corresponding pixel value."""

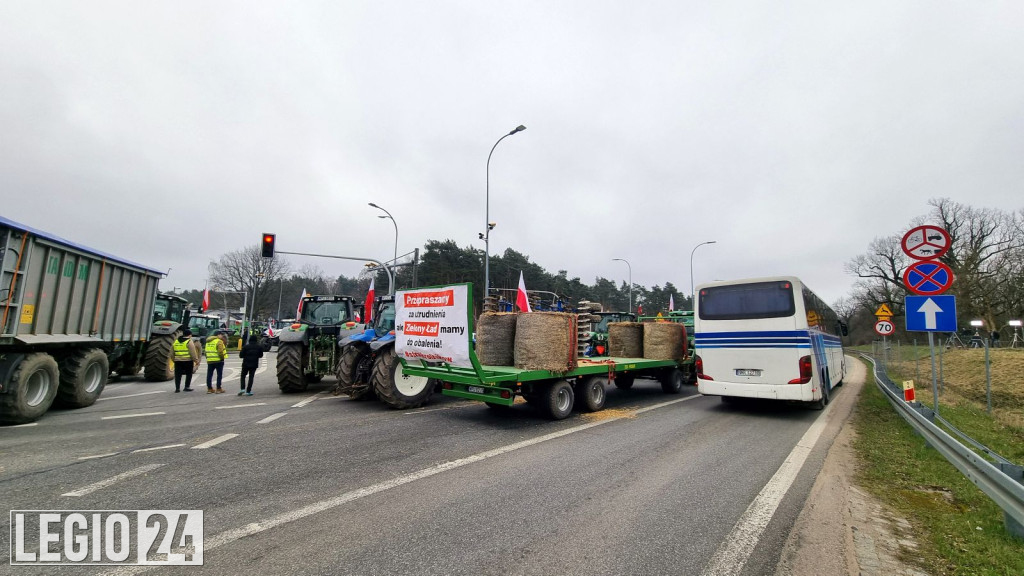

left=852, top=356, right=1024, bottom=575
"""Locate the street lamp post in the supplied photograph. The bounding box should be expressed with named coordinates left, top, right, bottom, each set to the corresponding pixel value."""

left=484, top=124, right=526, bottom=304
left=368, top=203, right=398, bottom=272
left=690, top=240, right=717, bottom=307
left=612, top=258, right=632, bottom=314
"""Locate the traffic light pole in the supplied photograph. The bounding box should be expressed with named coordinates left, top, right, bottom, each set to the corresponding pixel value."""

left=274, top=250, right=394, bottom=295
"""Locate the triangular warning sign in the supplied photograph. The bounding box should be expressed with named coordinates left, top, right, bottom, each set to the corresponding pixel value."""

left=875, top=304, right=894, bottom=317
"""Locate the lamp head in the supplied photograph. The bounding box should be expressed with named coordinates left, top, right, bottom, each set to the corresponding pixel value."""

left=970, top=320, right=984, bottom=327
left=368, top=202, right=379, bottom=208
left=510, top=125, right=526, bottom=135
left=1010, top=320, right=1022, bottom=327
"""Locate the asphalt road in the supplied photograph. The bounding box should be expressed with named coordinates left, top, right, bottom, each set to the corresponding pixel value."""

left=1, top=351, right=850, bottom=576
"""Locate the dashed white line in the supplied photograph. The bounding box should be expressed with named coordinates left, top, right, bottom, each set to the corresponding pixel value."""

left=62, top=464, right=165, bottom=497
left=132, top=444, right=186, bottom=453
left=78, top=452, right=120, bottom=460
left=215, top=403, right=268, bottom=410
left=10, top=422, right=38, bottom=427
left=291, top=392, right=325, bottom=408
left=257, top=412, right=288, bottom=424
left=101, top=412, right=166, bottom=420
left=97, top=390, right=167, bottom=401
left=191, top=434, right=239, bottom=449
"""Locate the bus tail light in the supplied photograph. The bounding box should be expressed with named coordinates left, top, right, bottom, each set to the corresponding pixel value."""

left=788, top=355, right=812, bottom=384
left=696, top=356, right=713, bottom=380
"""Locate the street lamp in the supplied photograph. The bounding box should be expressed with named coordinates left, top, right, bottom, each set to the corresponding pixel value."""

left=484, top=124, right=526, bottom=304
left=368, top=203, right=398, bottom=270
left=612, top=258, right=632, bottom=314
left=690, top=240, right=717, bottom=307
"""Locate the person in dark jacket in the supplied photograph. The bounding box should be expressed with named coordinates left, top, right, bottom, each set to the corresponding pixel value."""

left=238, top=334, right=264, bottom=396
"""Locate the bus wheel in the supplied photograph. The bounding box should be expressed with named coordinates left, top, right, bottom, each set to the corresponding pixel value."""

left=812, top=380, right=830, bottom=410
left=541, top=379, right=574, bottom=420
left=576, top=376, right=607, bottom=412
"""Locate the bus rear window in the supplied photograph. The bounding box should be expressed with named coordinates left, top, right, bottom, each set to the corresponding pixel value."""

left=699, top=281, right=795, bottom=320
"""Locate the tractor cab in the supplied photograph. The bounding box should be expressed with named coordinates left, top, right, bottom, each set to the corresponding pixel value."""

left=187, top=314, right=222, bottom=345
left=153, top=293, right=189, bottom=325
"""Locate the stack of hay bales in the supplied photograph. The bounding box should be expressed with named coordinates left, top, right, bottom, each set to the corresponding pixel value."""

left=643, top=322, right=686, bottom=361
left=608, top=322, right=644, bottom=357
left=476, top=312, right=517, bottom=366
left=514, top=312, right=578, bottom=372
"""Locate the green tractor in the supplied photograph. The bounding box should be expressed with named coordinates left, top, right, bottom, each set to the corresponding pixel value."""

left=277, top=295, right=363, bottom=392
left=137, top=293, right=192, bottom=381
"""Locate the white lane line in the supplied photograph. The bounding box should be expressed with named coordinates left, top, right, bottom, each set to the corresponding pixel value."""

left=700, top=401, right=834, bottom=576
left=132, top=444, right=186, bottom=453
left=97, top=390, right=167, bottom=401
left=62, top=464, right=165, bottom=497
left=101, top=412, right=165, bottom=420
left=10, top=422, right=38, bottom=427
left=78, top=452, right=120, bottom=460
left=215, top=403, right=268, bottom=410
left=291, top=391, right=325, bottom=408
left=257, top=412, right=288, bottom=424
left=191, top=434, right=239, bottom=449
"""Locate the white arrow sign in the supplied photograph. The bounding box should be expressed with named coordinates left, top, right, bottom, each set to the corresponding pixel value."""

left=917, top=297, right=943, bottom=330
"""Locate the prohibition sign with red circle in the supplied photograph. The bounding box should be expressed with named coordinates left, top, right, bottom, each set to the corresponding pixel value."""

left=902, top=260, right=954, bottom=295
left=901, top=225, right=950, bottom=260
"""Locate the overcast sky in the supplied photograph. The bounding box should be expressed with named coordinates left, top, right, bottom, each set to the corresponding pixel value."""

left=2, top=1, right=1022, bottom=306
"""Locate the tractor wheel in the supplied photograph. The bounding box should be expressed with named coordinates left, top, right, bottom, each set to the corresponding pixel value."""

left=540, top=379, right=574, bottom=420
left=277, top=344, right=308, bottom=392
left=143, top=333, right=177, bottom=382
left=576, top=376, right=607, bottom=412
left=57, top=348, right=108, bottom=408
left=660, top=368, right=685, bottom=394
left=371, top=346, right=434, bottom=409
left=0, top=353, right=59, bottom=425
left=613, top=374, right=635, bottom=390
left=335, top=346, right=373, bottom=400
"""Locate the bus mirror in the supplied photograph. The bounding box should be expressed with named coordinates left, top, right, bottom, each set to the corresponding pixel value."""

left=838, top=321, right=849, bottom=337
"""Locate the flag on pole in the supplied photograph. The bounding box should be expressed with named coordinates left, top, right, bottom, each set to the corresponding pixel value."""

left=201, top=288, right=210, bottom=312
left=296, top=287, right=308, bottom=318
left=669, top=294, right=675, bottom=312
left=516, top=271, right=532, bottom=313
left=364, top=278, right=375, bottom=324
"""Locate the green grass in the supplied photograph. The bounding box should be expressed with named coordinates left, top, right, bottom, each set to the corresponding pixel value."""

left=853, top=356, right=1024, bottom=575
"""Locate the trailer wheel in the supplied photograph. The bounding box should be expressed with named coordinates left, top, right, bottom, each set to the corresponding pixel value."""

left=659, top=368, right=685, bottom=394
left=372, top=347, right=434, bottom=409
left=143, top=333, right=177, bottom=381
left=335, top=345, right=374, bottom=399
left=613, top=374, right=635, bottom=390
left=57, top=348, right=108, bottom=408
left=277, top=344, right=308, bottom=392
left=0, top=354, right=59, bottom=425
left=540, top=379, right=574, bottom=420
left=576, top=376, right=607, bottom=412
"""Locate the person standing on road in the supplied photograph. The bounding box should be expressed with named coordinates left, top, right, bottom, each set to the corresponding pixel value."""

left=173, top=328, right=199, bottom=392
left=238, top=334, right=264, bottom=396
left=205, top=333, right=228, bottom=393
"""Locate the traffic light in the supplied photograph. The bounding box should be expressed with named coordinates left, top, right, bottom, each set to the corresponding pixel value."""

left=261, top=233, right=276, bottom=258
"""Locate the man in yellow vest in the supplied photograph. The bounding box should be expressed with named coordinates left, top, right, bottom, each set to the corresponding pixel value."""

left=205, top=333, right=229, bottom=393
left=173, top=328, right=199, bottom=392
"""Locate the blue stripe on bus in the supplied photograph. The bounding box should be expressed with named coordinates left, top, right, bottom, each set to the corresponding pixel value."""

left=695, top=330, right=842, bottom=350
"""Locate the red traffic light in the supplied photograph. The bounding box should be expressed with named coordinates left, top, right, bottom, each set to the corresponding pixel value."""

left=261, top=233, right=276, bottom=258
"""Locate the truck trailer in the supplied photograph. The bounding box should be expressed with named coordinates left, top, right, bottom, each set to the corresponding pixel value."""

left=0, top=216, right=164, bottom=424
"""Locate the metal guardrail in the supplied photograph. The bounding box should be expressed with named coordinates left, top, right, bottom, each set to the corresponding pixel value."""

left=861, top=353, right=1024, bottom=539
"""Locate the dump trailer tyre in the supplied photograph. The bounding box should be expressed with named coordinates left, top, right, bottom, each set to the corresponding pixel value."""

left=540, top=379, right=574, bottom=420
left=371, top=347, right=433, bottom=409
left=143, top=333, right=178, bottom=382
left=576, top=376, right=607, bottom=412
left=660, top=368, right=685, bottom=394
left=277, top=343, right=309, bottom=392
left=613, top=374, right=635, bottom=390
left=335, top=345, right=373, bottom=400
left=56, top=348, right=108, bottom=408
left=0, top=353, right=60, bottom=425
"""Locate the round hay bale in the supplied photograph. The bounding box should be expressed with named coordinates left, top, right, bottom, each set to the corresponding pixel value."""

left=514, top=312, right=578, bottom=372
left=608, top=322, right=644, bottom=358
left=643, top=322, right=685, bottom=361
left=476, top=312, right=517, bottom=366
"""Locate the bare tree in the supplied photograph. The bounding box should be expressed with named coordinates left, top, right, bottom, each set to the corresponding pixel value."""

left=208, top=245, right=291, bottom=321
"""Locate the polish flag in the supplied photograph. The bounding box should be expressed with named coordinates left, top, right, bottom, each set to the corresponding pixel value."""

left=364, top=278, right=375, bottom=323
left=669, top=294, right=675, bottom=312
left=201, top=288, right=210, bottom=312
left=516, top=271, right=532, bottom=313
left=296, top=288, right=308, bottom=318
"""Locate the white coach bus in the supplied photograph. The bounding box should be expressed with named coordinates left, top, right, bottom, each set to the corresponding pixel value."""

left=693, top=276, right=847, bottom=409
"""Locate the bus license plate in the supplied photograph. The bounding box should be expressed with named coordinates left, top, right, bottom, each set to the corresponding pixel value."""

left=736, top=369, right=761, bottom=377
left=468, top=386, right=485, bottom=394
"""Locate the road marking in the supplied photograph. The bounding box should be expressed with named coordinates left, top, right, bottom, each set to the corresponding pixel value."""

left=96, top=390, right=167, bottom=401
left=291, top=391, right=325, bottom=408
left=257, top=412, right=288, bottom=424
left=62, top=464, right=165, bottom=497
left=101, top=412, right=165, bottom=420
left=192, top=434, right=239, bottom=449
left=215, top=402, right=268, bottom=410
left=10, top=422, right=38, bottom=427
left=403, top=404, right=476, bottom=415
left=78, top=452, right=120, bottom=460
left=132, top=444, right=186, bottom=453
left=700, top=401, right=834, bottom=576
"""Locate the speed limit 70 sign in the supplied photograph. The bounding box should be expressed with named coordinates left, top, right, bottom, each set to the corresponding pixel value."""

left=874, top=320, right=895, bottom=336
